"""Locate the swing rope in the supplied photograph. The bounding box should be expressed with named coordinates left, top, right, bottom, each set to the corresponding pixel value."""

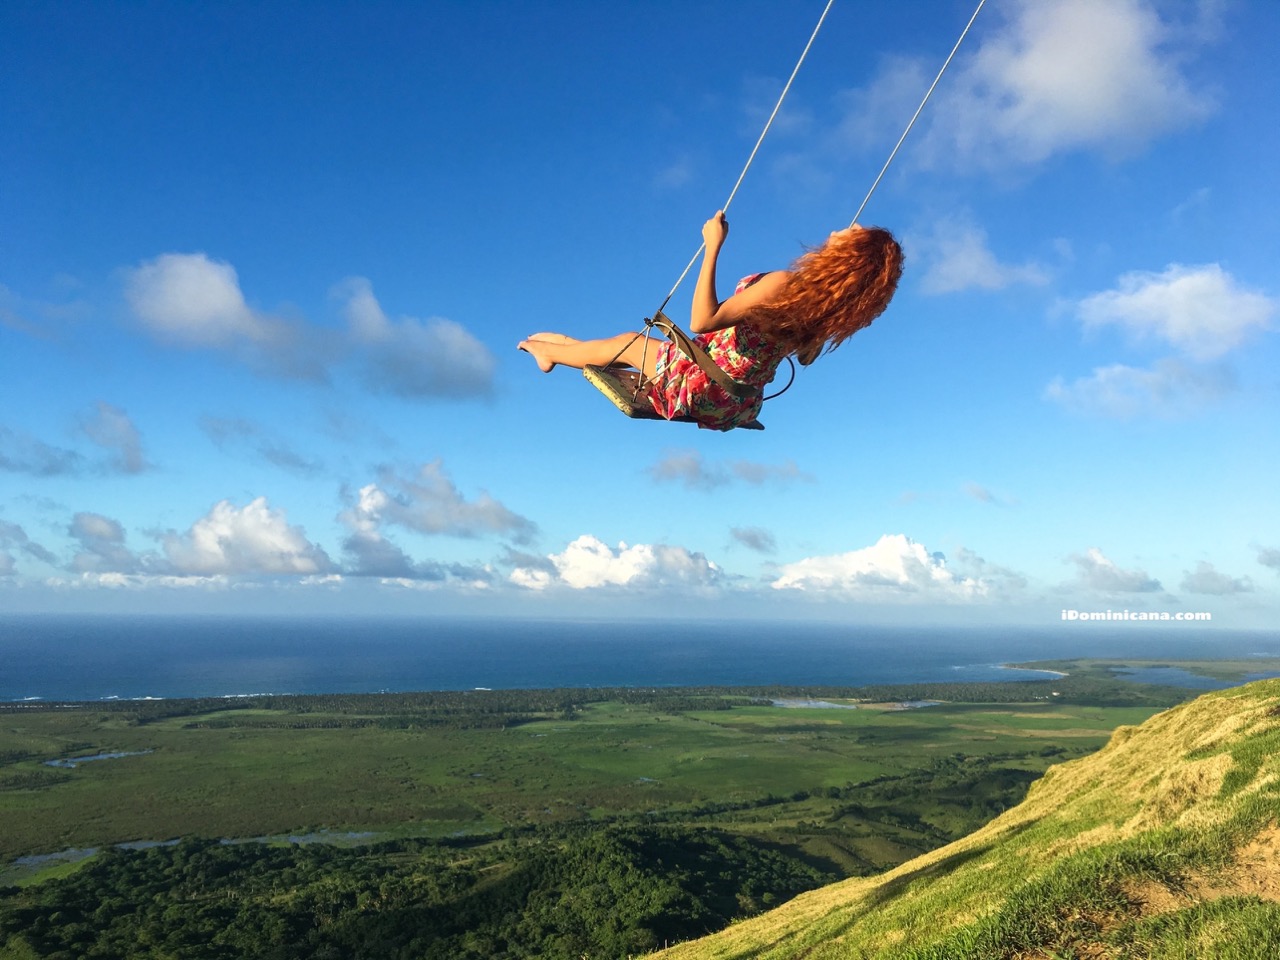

left=657, top=0, right=837, bottom=317
left=849, top=0, right=987, bottom=227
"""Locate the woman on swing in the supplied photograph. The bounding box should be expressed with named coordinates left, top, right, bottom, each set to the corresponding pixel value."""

left=519, top=211, right=903, bottom=431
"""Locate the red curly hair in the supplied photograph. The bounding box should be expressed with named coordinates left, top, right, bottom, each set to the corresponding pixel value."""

left=755, top=226, right=903, bottom=365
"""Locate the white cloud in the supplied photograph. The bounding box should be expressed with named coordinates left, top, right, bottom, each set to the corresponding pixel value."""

left=648, top=450, right=716, bottom=488
left=342, top=538, right=495, bottom=585
left=0, top=519, right=57, bottom=572
left=81, top=402, right=147, bottom=474
left=1, top=281, right=90, bottom=339
left=648, top=449, right=812, bottom=490
left=340, top=526, right=419, bottom=579
left=1068, top=547, right=1161, bottom=594
left=916, top=217, right=1048, bottom=295
left=335, top=277, right=495, bottom=399
left=337, top=496, right=495, bottom=584
left=1076, top=264, right=1273, bottom=361
left=1180, top=561, right=1251, bottom=596
left=124, top=253, right=328, bottom=380
left=832, top=55, right=930, bottom=159
left=839, top=0, right=1218, bottom=171
left=71, top=513, right=121, bottom=541
left=1259, top=548, right=1280, bottom=574
left=338, top=482, right=429, bottom=579
left=771, top=534, right=987, bottom=601
left=69, top=511, right=143, bottom=574
left=1049, top=263, right=1269, bottom=419
left=123, top=258, right=494, bottom=398
left=342, top=461, right=535, bottom=544
left=125, top=253, right=263, bottom=346
left=199, top=416, right=322, bottom=475
left=730, top=527, right=776, bottom=554
left=2, top=407, right=150, bottom=478
left=950, top=546, right=1028, bottom=597
left=0, top=424, right=86, bottom=476
left=510, top=534, right=722, bottom=591
left=962, top=483, right=1012, bottom=507
left=57, top=572, right=235, bottom=591
left=509, top=567, right=555, bottom=591
left=730, top=459, right=812, bottom=485
left=161, top=498, right=334, bottom=576
left=1044, top=358, right=1233, bottom=419
left=370, top=571, right=494, bottom=592
left=933, top=0, right=1217, bottom=166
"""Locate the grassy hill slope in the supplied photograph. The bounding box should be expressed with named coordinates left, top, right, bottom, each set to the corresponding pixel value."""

left=651, top=679, right=1280, bottom=960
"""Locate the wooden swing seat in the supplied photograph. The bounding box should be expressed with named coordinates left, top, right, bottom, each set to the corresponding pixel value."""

left=583, top=364, right=764, bottom=430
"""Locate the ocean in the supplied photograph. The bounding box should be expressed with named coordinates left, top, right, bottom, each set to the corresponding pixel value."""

left=2, top=615, right=1277, bottom=702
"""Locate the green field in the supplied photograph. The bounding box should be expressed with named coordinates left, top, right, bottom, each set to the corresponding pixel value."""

left=0, top=673, right=1199, bottom=958
left=0, top=675, right=1269, bottom=960
left=2, top=683, right=1163, bottom=873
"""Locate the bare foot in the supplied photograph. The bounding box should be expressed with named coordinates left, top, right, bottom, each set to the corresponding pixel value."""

left=527, top=332, right=579, bottom=344
left=518, top=340, right=556, bottom=372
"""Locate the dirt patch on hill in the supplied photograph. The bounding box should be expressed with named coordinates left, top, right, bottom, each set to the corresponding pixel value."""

left=1129, top=823, right=1280, bottom=912
left=1011, top=826, right=1280, bottom=960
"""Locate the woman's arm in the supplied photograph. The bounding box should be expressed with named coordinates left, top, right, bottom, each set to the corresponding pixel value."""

left=690, top=212, right=728, bottom=332
left=691, top=270, right=788, bottom=333
left=689, top=212, right=788, bottom=334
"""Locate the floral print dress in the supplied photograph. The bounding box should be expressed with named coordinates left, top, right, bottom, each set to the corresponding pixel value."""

left=647, top=274, right=788, bottom=431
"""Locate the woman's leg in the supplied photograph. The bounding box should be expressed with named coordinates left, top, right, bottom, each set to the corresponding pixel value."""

left=519, top=332, right=663, bottom=379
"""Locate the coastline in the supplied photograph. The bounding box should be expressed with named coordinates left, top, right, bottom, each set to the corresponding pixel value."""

left=4, top=617, right=1270, bottom=703
left=1003, top=663, right=1070, bottom=679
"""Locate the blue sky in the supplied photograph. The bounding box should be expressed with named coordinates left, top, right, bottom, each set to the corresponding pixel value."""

left=2, top=0, right=1277, bottom=627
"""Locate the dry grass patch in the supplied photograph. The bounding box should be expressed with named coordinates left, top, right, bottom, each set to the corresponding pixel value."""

left=1129, top=823, right=1280, bottom=915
